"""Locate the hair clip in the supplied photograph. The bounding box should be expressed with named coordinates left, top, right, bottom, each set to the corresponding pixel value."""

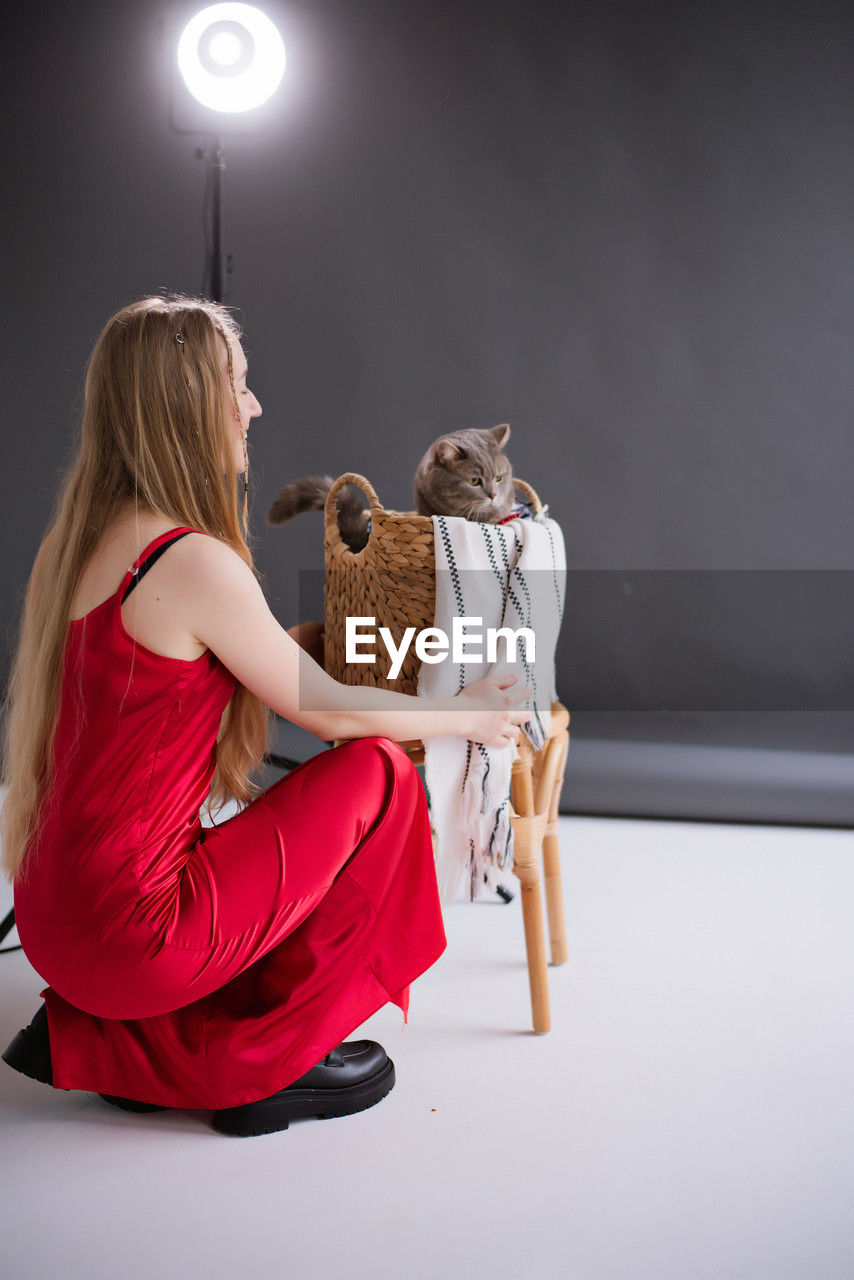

left=175, top=332, right=185, bottom=346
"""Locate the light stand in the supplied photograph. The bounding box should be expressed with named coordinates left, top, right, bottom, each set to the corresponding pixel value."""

left=199, top=135, right=229, bottom=302
left=173, top=3, right=286, bottom=302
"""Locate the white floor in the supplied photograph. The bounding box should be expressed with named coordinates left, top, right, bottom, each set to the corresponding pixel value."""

left=1, top=815, right=853, bottom=1280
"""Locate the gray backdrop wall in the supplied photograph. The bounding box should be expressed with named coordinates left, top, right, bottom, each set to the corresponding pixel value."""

left=4, top=0, right=854, bottom=822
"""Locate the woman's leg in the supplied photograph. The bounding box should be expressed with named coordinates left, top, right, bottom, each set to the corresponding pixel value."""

left=41, top=738, right=446, bottom=1108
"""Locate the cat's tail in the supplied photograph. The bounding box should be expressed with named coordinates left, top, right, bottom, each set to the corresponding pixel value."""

left=266, top=475, right=335, bottom=525
left=267, top=475, right=371, bottom=552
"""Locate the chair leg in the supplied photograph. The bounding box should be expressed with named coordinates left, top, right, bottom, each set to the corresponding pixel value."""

left=519, top=875, right=551, bottom=1034
left=507, top=705, right=570, bottom=1032
left=531, top=729, right=569, bottom=967
left=511, top=753, right=551, bottom=1034
left=542, top=832, right=567, bottom=967
left=543, top=730, right=569, bottom=965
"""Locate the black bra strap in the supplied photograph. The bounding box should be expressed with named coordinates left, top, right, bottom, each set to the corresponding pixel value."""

left=121, top=531, right=193, bottom=603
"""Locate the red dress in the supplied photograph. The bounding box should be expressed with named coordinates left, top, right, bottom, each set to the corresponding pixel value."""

left=13, top=529, right=446, bottom=1109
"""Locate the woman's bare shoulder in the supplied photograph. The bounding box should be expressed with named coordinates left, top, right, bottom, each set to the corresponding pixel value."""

left=153, top=530, right=264, bottom=629
left=117, top=524, right=263, bottom=661
left=71, top=509, right=176, bottom=618
left=168, top=528, right=255, bottom=583
left=71, top=508, right=253, bottom=619
left=105, top=509, right=249, bottom=574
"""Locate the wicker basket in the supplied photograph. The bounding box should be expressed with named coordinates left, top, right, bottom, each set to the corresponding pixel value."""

left=323, top=472, right=543, bottom=696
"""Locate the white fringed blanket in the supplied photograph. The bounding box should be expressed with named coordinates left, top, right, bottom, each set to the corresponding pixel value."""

left=418, top=512, right=566, bottom=902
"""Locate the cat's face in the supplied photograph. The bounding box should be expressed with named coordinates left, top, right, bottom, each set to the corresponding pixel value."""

left=414, top=424, right=515, bottom=521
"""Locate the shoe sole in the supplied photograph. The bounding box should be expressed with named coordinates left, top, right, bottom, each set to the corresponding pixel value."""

left=211, top=1059, right=396, bottom=1136
left=99, top=1093, right=167, bottom=1113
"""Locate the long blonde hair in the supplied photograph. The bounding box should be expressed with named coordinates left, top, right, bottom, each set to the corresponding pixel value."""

left=2, top=294, right=269, bottom=882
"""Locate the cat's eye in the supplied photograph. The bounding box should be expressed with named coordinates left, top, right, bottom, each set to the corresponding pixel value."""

left=496, top=474, right=505, bottom=481
left=470, top=477, right=482, bottom=486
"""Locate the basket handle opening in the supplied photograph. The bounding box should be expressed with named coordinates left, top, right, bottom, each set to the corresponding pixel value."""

left=513, top=479, right=543, bottom=515
left=324, top=473, right=384, bottom=554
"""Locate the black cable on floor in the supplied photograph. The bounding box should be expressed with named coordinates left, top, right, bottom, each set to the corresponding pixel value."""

left=0, top=907, right=21, bottom=953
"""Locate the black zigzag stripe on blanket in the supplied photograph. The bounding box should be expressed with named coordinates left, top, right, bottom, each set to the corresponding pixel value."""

left=437, top=517, right=468, bottom=696
left=480, top=523, right=543, bottom=743
left=422, top=512, right=566, bottom=900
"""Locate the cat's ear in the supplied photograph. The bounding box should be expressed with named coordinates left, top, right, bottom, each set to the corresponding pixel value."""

left=487, top=423, right=511, bottom=447
left=435, top=439, right=466, bottom=465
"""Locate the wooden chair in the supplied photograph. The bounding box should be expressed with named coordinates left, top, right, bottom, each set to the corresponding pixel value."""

left=398, top=701, right=570, bottom=1034
left=322, top=472, right=569, bottom=1032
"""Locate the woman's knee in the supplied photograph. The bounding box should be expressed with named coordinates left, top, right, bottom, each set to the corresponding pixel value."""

left=335, top=735, right=416, bottom=777
left=333, top=739, right=433, bottom=874
left=333, top=737, right=424, bottom=814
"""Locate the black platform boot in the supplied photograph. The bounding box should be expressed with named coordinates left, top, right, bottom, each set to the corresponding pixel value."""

left=2, top=1005, right=53, bottom=1085
left=212, top=1040, right=395, bottom=1137
left=3, top=1004, right=164, bottom=1111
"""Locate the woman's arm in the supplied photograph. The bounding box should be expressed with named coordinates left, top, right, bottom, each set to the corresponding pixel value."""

left=168, top=535, right=530, bottom=747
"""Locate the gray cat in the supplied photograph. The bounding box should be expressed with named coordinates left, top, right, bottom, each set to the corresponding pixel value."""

left=413, top=423, right=513, bottom=520
left=267, top=424, right=514, bottom=552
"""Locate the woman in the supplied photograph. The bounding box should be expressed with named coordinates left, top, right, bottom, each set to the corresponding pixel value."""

left=1, top=295, right=530, bottom=1136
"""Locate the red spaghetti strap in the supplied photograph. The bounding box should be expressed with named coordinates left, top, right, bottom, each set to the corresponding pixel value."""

left=115, top=526, right=200, bottom=602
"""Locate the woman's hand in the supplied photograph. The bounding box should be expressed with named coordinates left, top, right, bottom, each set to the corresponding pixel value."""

left=455, top=673, right=532, bottom=748
left=286, top=621, right=325, bottom=666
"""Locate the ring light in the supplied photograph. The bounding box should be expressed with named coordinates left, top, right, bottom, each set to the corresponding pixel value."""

left=177, top=4, right=286, bottom=114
